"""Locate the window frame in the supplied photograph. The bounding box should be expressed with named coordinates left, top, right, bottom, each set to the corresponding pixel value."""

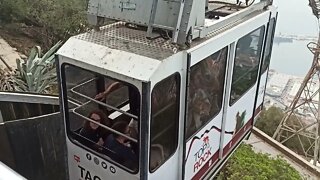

left=229, top=26, right=266, bottom=106
left=61, top=63, right=141, bottom=174
left=149, top=72, right=181, bottom=173
left=261, top=18, right=277, bottom=74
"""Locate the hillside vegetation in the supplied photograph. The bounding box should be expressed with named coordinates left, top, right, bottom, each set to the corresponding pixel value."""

left=217, top=144, right=302, bottom=180
left=0, top=0, right=88, bottom=52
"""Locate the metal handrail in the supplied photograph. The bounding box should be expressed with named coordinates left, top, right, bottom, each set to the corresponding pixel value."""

left=70, top=77, right=97, bottom=92
left=151, top=123, right=174, bottom=142
left=0, top=91, right=59, bottom=105
left=70, top=88, right=138, bottom=119
left=152, top=101, right=175, bottom=118
left=72, top=109, right=138, bottom=143
left=0, top=91, right=80, bottom=107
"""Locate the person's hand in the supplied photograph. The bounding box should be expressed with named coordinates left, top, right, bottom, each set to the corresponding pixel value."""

left=123, top=141, right=131, bottom=147
left=95, top=92, right=106, bottom=101
left=97, top=138, right=104, bottom=146
left=94, top=138, right=104, bottom=151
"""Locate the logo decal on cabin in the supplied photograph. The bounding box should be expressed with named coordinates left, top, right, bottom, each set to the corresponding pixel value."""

left=185, top=125, right=234, bottom=162
left=74, top=155, right=80, bottom=163
left=78, top=165, right=101, bottom=180
left=193, top=136, right=212, bottom=172
left=234, top=111, right=246, bottom=135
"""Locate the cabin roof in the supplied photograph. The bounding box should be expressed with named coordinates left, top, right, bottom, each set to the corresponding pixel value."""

left=75, top=22, right=179, bottom=61
left=59, top=1, right=254, bottom=62
left=57, top=36, right=162, bottom=82
left=57, top=2, right=271, bottom=82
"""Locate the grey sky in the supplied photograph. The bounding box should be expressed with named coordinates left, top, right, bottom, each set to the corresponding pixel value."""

left=269, top=0, right=319, bottom=76
left=274, top=0, right=318, bottom=36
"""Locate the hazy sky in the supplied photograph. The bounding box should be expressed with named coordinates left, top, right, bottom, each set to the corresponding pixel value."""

left=274, top=0, right=319, bottom=36
left=269, top=0, right=319, bottom=76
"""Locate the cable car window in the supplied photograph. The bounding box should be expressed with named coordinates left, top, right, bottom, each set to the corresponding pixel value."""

left=186, top=47, right=228, bottom=139
left=150, top=73, right=180, bottom=172
left=261, top=18, right=276, bottom=73
left=62, top=64, right=140, bottom=172
left=230, top=26, right=265, bottom=105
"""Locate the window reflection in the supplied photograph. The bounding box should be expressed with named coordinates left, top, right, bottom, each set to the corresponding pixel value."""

left=230, top=26, right=265, bottom=105
left=261, top=18, right=276, bottom=73
left=150, top=74, right=180, bottom=172
left=186, top=47, right=228, bottom=139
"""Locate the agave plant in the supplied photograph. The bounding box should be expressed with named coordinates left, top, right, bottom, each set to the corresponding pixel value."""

left=13, top=41, right=62, bottom=94
left=0, top=67, right=15, bottom=91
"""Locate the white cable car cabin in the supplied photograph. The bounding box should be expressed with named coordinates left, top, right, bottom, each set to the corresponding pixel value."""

left=56, top=0, right=277, bottom=179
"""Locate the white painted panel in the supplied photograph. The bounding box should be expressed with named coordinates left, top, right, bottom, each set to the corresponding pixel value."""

left=184, top=113, right=223, bottom=179
left=67, top=140, right=139, bottom=180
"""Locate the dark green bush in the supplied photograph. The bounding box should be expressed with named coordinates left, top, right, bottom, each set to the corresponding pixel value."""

left=217, top=144, right=302, bottom=180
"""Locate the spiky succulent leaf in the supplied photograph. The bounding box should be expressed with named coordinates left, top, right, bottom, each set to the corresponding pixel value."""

left=15, top=42, right=61, bottom=93
left=1, top=42, right=62, bottom=94
left=26, top=48, right=38, bottom=70
left=41, top=41, right=62, bottom=62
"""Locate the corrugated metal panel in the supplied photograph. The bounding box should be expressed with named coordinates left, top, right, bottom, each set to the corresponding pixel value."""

left=0, top=124, right=16, bottom=170
left=4, top=113, right=68, bottom=180
left=0, top=101, right=59, bottom=122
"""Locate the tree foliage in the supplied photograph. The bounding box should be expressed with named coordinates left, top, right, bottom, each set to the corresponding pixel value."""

left=255, top=106, right=313, bottom=157
left=217, top=144, right=302, bottom=180
left=255, top=106, right=284, bottom=136
left=0, top=0, right=88, bottom=47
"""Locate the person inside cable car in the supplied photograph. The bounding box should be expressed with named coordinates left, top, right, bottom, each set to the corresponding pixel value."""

left=186, top=89, right=212, bottom=137
left=79, top=110, right=111, bottom=148
left=95, top=81, right=140, bottom=116
left=128, top=118, right=138, bottom=139
left=236, top=35, right=258, bottom=67
left=104, top=121, right=138, bottom=169
left=200, top=56, right=222, bottom=114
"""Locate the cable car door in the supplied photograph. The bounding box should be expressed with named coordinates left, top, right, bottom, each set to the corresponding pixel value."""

left=184, top=43, right=229, bottom=179
left=222, top=11, right=270, bottom=156
left=254, top=10, right=278, bottom=122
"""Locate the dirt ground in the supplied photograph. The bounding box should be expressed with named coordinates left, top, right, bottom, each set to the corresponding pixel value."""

left=0, top=23, right=43, bottom=55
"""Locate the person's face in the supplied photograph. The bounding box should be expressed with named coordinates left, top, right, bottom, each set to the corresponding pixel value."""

left=200, top=101, right=211, bottom=116
left=89, top=113, right=101, bottom=130
left=193, top=71, right=203, bottom=87
left=194, top=100, right=211, bottom=116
